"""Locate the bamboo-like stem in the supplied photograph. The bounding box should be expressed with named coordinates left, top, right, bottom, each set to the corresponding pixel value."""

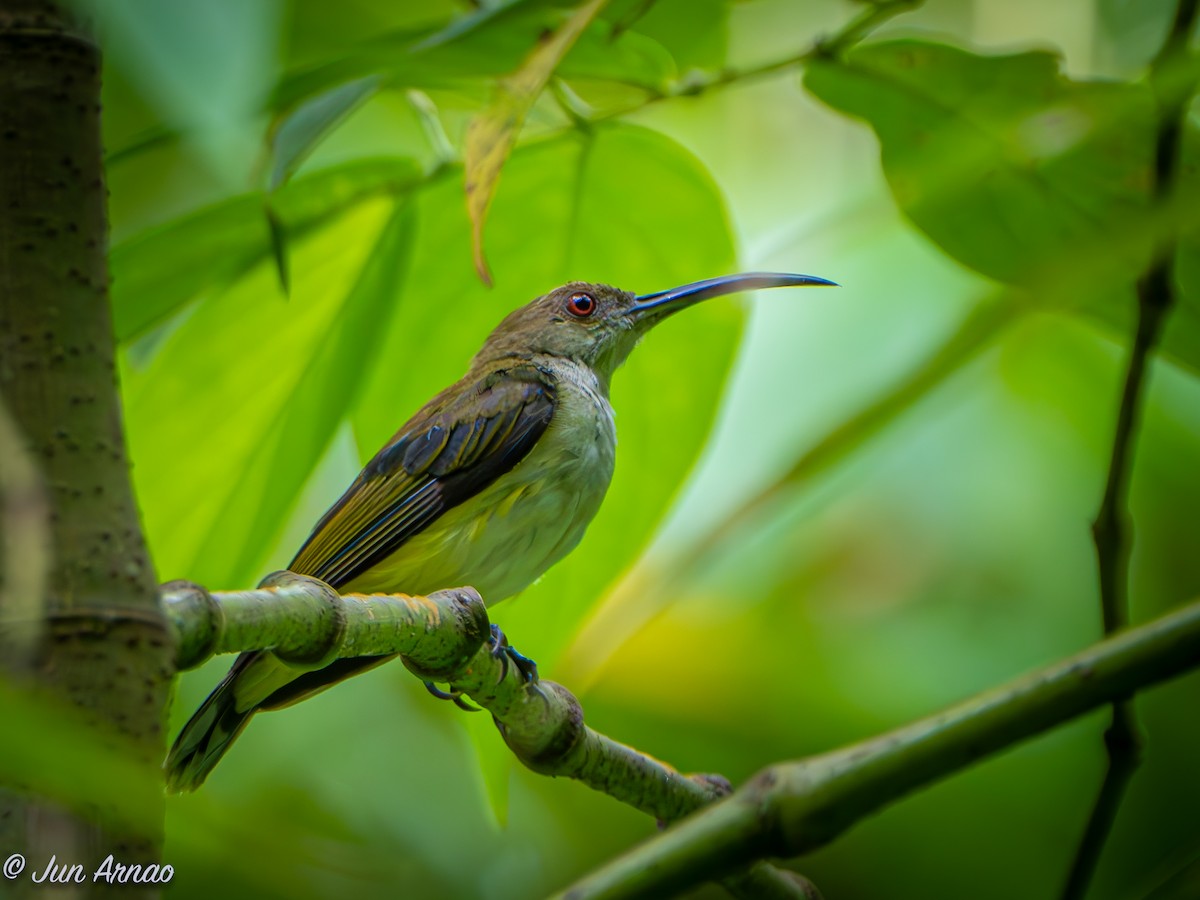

left=0, top=0, right=173, bottom=885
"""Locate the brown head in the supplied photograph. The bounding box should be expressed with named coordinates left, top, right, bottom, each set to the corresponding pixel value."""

left=474, top=272, right=836, bottom=382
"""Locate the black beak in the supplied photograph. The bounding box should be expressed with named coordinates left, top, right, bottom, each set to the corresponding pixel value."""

left=628, top=272, right=837, bottom=321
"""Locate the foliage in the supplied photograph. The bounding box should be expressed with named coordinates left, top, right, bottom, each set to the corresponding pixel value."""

left=6, top=0, right=1193, bottom=897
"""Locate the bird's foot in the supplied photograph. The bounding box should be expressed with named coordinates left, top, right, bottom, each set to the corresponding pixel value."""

left=489, top=623, right=540, bottom=686
left=423, top=680, right=480, bottom=712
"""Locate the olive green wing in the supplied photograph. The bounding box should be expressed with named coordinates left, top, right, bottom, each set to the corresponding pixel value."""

left=289, top=366, right=556, bottom=589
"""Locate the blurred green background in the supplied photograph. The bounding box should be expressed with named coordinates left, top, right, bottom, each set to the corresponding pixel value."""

left=79, top=0, right=1200, bottom=896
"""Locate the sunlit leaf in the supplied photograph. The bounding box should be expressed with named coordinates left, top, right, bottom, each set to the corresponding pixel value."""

left=465, top=0, right=609, bottom=284
left=349, top=124, right=738, bottom=670
left=198, top=203, right=418, bottom=584
left=124, top=198, right=401, bottom=587
left=111, top=158, right=421, bottom=341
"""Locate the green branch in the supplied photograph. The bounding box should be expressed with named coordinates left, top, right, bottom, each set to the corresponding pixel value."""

left=162, top=573, right=814, bottom=899
left=1066, top=2, right=1200, bottom=896
left=557, top=597, right=1200, bottom=900
left=164, top=578, right=1200, bottom=898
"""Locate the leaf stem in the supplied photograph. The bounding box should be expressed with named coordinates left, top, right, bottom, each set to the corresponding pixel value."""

left=592, top=0, right=922, bottom=115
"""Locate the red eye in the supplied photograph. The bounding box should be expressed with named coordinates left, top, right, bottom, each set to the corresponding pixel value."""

left=566, top=292, right=596, bottom=317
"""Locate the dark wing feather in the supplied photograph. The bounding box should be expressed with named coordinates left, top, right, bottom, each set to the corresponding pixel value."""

left=289, top=366, right=556, bottom=589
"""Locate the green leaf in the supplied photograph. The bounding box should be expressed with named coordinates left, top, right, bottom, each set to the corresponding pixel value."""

left=272, top=5, right=675, bottom=113
left=557, top=26, right=675, bottom=90
left=1170, top=116, right=1200, bottom=375
left=79, top=0, right=281, bottom=180
left=349, top=123, right=739, bottom=669
left=606, top=0, right=728, bottom=71
left=268, top=76, right=381, bottom=191
left=272, top=7, right=560, bottom=111
left=111, top=157, right=421, bottom=341
left=413, top=0, right=568, bottom=53
left=264, top=203, right=291, bottom=296
left=804, top=40, right=1155, bottom=290
left=464, top=0, right=610, bottom=283
left=198, top=202, right=418, bottom=585
left=337, top=124, right=737, bottom=820
left=123, top=197, right=409, bottom=587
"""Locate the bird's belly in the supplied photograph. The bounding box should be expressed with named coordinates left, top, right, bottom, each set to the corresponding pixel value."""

left=343, top=412, right=615, bottom=603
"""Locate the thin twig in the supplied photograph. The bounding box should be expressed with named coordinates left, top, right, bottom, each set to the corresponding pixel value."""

left=1064, top=2, right=1200, bottom=897
left=590, top=0, right=920, bottom=112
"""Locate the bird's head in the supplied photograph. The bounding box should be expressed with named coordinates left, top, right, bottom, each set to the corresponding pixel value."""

left=476, top=272, right=836, bottom=382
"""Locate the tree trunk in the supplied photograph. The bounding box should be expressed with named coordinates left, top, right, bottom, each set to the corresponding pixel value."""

left=0, top=0, right=170, bottom=892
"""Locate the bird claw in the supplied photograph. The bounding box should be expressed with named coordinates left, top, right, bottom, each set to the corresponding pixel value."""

left=489, top=623, right=540, bottom=686
left=423, top=680, right=481, bottom=712
left=421, top=625, right=540, bottom=712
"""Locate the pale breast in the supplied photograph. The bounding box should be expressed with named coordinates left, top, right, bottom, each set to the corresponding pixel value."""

left=344, top=358, right=617, bottom=604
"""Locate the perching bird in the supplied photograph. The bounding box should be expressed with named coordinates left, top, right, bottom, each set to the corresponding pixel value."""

left=166, top=272, right=834, bottom=791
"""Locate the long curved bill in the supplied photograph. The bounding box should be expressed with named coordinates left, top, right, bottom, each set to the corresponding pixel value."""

left=628, top=272, right=836, bottom=325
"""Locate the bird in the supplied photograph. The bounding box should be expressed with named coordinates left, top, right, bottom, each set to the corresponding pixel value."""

left=165, top=272, right=834, bottom=791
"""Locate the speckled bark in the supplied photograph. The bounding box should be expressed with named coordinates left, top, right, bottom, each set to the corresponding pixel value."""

left=0, top=0, right=172, bottom=891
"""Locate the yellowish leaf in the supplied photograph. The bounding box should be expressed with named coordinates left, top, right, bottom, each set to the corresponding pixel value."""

left=464, top=0, right=608, bottom=285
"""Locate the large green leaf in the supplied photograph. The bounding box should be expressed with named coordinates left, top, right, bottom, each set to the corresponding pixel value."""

left=349, top=124, right=739, bottom=669
left=123, top=197, right=402, bottom=587
left=194, top=203, right=417, bottom=584
left=111, top=158, right=421, bottom=341
left=338, top=123, right=738, bottom=826
left=804, top=39, right=1200, bottom=375
left=805, top=40, right=1154, bottom=290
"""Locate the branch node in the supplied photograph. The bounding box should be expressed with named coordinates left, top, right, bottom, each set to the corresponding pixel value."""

left=689, top=772, right=733, bottom=797
left=504, top=680, right=586, bottom=774
left=160, top=579, right=223, bottom=670
left=399, top=586, right=490, bottom=680
left=258, top=570, right=347, bottom=669
left=1104, top=706, right=1142, bottom=762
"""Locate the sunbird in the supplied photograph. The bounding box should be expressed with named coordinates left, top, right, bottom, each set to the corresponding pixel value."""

left=166, top=272, right=834, bottom=791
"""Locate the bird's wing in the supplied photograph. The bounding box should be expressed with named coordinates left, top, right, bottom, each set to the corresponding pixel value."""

left=289, top=366, right=556, bottom=589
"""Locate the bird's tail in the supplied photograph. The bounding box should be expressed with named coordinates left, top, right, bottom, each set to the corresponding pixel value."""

left=165, top=651, right=286, bottom=792
left=166, top=650, right=395, bottom=791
